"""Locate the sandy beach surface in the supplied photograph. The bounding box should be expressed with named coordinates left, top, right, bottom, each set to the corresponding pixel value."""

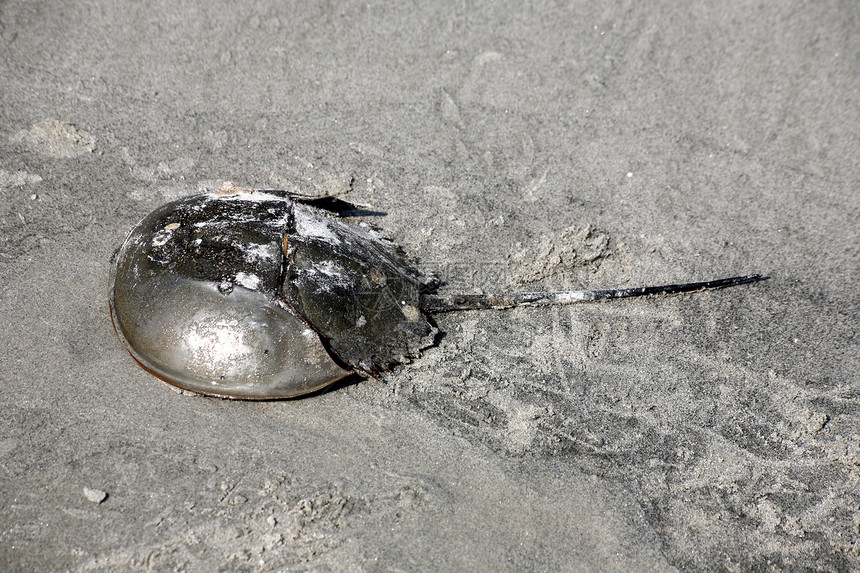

left=1, top=2, right=858, bottom=571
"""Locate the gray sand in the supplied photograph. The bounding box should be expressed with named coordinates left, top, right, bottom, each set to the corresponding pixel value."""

left=1, top=1, right=858, bottom=571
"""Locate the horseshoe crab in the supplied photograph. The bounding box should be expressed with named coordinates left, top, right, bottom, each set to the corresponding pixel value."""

left=109, top=183, right=765, bottom=399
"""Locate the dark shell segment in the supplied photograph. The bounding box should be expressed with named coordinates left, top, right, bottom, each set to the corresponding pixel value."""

left=282, top=203, right=437, bottom=373
left=140, top=190, right=292, bottom=296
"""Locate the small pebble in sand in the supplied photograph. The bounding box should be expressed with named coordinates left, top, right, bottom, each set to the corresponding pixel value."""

left=83, top=487, right=108, bottom=504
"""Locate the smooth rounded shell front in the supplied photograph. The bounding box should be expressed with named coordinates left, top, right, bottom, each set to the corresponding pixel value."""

left=109, top=192, right=350, bottom=399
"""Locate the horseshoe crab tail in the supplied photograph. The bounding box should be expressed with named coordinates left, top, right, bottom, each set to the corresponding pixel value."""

left=419, top=274, right=767, bottom=314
